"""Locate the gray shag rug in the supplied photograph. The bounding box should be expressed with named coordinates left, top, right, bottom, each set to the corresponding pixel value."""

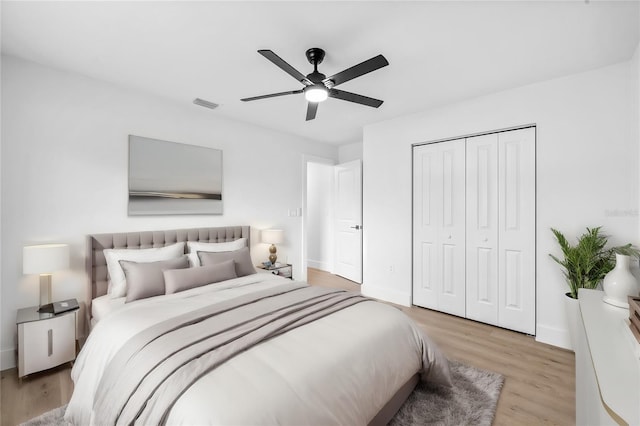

left=390, top=360, right=504, bottom=426
left=21, top=360, right=503, bottom=426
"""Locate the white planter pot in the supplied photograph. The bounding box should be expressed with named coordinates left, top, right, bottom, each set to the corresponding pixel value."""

left=602, top=253, right=639, bottom=308
left=564, top=292, right=579, bottom=351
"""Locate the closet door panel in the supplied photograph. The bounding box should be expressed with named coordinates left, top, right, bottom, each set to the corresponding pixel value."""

left=498, top=128, right=536, bottom=334
left=466, top=134, right=499, bottom=325
left=413, top=145, right=440, bottom=309
left=413, top=139, right=465, bottom=316
left=435, top=140, right=466, bottom=317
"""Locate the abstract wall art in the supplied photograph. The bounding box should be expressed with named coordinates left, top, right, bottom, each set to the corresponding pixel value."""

left=128, top=135, right=223, bottom=215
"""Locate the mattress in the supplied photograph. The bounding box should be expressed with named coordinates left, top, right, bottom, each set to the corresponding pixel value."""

left=90, top=294, right=125, bottom=326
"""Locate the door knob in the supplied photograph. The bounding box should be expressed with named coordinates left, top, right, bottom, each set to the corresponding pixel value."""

left=483, top=237, right=488, bottom=242
left=350, top=225, right=362, bottom=230
left=447, top=235, right=452, bottom=239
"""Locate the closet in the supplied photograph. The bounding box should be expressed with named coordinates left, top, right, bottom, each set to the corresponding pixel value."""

left=412, top=127, right=535, bottom=334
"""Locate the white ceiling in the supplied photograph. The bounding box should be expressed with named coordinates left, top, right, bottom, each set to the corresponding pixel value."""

left=2, top=1, right=639, bottom=146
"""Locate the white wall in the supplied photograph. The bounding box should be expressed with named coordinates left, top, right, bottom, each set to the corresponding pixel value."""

left=635, top=42, right=640, bottom=228
left=0, top=55, right=337, bottom=369
left=362, top=60, right=639, bottom=349
left=0, top=41, right=3, bottom=383
left=338, top=142, right=363, bottom=163
left=306, top=162, right=334, bottom=272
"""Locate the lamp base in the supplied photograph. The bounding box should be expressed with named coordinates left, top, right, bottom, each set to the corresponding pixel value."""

left=269, top=244, right=277, bottom=265
left=39, top=274, right=52, bottom=308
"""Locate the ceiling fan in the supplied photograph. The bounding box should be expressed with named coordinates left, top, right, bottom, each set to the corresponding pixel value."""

left=241, top=48, right=389, bottom=121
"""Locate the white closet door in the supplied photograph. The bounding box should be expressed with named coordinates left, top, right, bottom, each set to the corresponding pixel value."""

left=466, top=133, right=499, bottom=326
left=413, top=139, right=466, bottom=316
left=413, top=144, right=439, bottom=309
left=497, top=128, right=536, bottom=334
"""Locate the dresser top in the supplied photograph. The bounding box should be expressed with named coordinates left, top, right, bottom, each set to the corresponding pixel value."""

left=579, top=288, right=640, bottom=425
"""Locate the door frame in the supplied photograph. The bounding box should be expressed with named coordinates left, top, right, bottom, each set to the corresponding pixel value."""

left=301, top=154, right=336, bottom=282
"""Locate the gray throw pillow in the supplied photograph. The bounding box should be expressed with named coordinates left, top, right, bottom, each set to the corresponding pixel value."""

left=198, top=247, right=256, bottom=277
left=164, top=260, right=237, bottom=294
left=120, top=255, right=189, bottom=303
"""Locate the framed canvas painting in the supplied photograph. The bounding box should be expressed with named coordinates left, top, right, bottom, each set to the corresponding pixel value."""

left=128, top=135, right=223, bottom=215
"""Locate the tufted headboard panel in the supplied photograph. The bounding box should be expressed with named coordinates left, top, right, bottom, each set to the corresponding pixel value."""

left=86, top=226, right=250, bottom=300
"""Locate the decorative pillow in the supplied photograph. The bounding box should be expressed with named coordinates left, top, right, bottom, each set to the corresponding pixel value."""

left=186, top=238, right=247, bottom=267
left=104, top=242, right=185, bottom=298
left=164, top=260, right=237, bottom=294
left=120, top=255, right=189, bottom=303
left=198, top=247, right=256, bottom=277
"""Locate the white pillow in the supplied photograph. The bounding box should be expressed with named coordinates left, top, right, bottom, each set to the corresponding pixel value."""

left=104, top=242, right=185, bottom=298
left=186, top=238, right=247, bottom=267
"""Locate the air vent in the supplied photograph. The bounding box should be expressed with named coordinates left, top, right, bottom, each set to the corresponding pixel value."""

left=193, top=98, right=219, bottom=110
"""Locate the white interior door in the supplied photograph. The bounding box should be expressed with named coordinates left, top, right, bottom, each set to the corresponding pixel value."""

left=498, top=127, right=536, bottom=334
left=334, top=160, right=362, bottom=283
left=466, top=133, right=499, bottom=325
left=413, top=140, right=466, bottom=316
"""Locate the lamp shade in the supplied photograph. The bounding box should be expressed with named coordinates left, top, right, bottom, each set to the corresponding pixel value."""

left=23, top=244, right=70, bottom=275
left=261, top=229, right=284, bottom=245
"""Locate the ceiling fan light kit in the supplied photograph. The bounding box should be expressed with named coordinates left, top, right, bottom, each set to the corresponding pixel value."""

left=241, top=47, right=388, bottom=121
left=304, top=84, right=328, bottom=102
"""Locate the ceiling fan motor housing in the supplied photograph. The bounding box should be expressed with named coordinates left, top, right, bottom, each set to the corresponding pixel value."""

left=305, top=48, right=327, bottom=84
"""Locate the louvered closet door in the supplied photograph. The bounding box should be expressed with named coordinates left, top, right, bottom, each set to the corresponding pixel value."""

left=498, top=128, right=535, bottom=334
left=413, top=139, right=466, bottom=316
left=466, top=133, right=499, bottom=326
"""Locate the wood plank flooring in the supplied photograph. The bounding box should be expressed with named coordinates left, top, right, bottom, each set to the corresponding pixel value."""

left=1, top=268, right=575, bottom=425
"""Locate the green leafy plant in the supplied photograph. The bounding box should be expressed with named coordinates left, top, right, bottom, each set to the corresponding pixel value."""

left=549, top=227, right=640, bottom=299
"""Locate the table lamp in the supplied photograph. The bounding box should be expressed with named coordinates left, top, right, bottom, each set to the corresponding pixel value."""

left=261, top=229, right=284, bottom=266
left=23, top=244, right=70, bottom=311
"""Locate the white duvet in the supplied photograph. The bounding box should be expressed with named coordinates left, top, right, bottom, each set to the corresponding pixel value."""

left=66, top=273, right=450, bottom=425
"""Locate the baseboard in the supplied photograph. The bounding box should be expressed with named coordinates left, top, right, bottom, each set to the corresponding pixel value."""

left=307, top=259, right=332, bottom=273
left=1, top=347, right=16, bottom=371
left=361, top=284, right=411, bottom=307
left=536, top=323, right=572, bottom=350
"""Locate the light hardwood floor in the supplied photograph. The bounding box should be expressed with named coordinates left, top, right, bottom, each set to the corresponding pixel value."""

left=1, top=268, right=575, bottom=425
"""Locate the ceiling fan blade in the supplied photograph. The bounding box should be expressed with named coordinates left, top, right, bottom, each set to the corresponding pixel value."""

left=241, top=89, right=303, bottom=102
left=324, top=54, right=389, bottom=87
left=306, top=102, right=318, bottom=121
left=258, top=50, right=312, bottom=86
left=329, top=89, right=383, bottom=108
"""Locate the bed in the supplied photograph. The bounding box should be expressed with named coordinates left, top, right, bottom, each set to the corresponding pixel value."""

left=66, top=226, right=451, bottom=425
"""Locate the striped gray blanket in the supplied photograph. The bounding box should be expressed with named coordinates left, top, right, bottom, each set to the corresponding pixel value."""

left=92, top=283, right=368, bottom=425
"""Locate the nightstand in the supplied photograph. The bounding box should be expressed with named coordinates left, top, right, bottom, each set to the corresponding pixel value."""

left=257, top=263, right=293, bottom=280
left=16, top=302, right=78, bottom=378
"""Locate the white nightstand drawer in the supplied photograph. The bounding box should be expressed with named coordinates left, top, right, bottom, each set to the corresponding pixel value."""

left=18, top=311, right=76, bottom=377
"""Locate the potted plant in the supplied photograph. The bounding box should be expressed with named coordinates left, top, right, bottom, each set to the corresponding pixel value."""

left=549, top=226, right=639, bottom=349
left=550, top=227, right=639, bottom=299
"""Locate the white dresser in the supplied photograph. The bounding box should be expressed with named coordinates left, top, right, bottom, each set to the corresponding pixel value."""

left=576, top=289, right=640, bottom=425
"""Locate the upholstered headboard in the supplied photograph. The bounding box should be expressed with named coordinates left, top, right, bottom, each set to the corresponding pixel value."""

left=86, top=226, right=250, bottom=300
